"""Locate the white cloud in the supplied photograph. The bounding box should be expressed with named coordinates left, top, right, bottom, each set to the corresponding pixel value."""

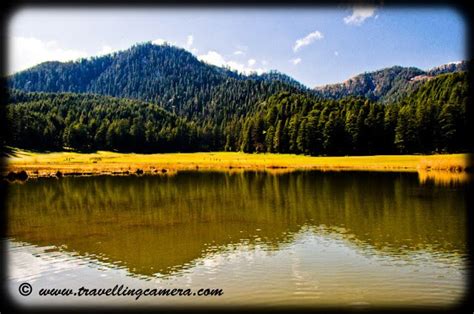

left=261, top=60, right=268, bottom=66
left=290, top=58, right=302, bottom=65
left=344, top=6, right=377, bottom=26
left=152, top=38, right=167, bottom=45
left=185, top=35, right=198, bottom=54
left=152, top=36, right=198, bottom=54
left=334, top=51, right=339, bottom=56
left=233, top=44, right=248, bottom=56
left=198, top=50, right=265, bottom=74
left=198, top=51, right=227, bottom=67
left=227, top=61, right=265, bottom=75
left=186, top=35, right=194, bottom=48
left=8, top=36, right=89, bottom=75
left=96, top=45, right=116, bottom=56
left=293, top=31, right=324, bottom=52
left=184, top=35, right=198, bottom=54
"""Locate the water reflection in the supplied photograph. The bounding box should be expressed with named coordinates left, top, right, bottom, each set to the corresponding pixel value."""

left=7, top=171, right=466, bottom=279
left=418, top=169, right=472, bottom=186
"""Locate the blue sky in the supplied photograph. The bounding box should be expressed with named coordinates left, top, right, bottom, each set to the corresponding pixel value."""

left=8, top=6, right=466, bottom=87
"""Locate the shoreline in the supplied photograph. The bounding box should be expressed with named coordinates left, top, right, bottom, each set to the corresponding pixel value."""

left=3, top=150, right=471, bottom=182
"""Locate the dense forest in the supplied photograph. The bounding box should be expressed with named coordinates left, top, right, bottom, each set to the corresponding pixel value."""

left=242, top=72, right=467, bottom=155
left=6, top=71, right=468, bottom=155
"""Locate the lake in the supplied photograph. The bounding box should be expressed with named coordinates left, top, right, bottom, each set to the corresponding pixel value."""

left=5, top=171, right=468, bottom=309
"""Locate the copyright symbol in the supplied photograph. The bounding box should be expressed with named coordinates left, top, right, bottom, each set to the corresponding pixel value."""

left=19, top=282, right=32, bottom=296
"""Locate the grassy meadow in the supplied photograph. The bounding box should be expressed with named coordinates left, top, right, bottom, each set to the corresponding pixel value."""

left=4, top=148, right=471, bottom=183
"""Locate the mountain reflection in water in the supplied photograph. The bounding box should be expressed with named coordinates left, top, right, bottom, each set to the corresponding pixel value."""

left=6, top=171, right=467, bottom=307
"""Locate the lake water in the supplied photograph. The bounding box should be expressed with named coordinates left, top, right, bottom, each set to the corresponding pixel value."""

left=5, top=171, right=468, bottom=309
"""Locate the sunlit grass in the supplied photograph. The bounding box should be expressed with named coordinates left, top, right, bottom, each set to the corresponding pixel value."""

left=5, top=148, right=470, bottom=180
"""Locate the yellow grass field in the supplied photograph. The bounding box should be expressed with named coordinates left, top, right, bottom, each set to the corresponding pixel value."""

left=4, top=148, right=471, bottom=181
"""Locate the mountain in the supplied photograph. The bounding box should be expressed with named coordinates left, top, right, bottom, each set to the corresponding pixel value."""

left=9, top=41, right=468, bottom=109
left=314, top=61, right=469, bottom=103
left=8, top=42, right=305, bottom=121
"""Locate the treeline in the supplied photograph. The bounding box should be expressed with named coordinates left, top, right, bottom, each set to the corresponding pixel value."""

left=6, top=92, right=199, bottom=152
left=6, top=72, right=468, bottom=155
left=237, top=72, right=468, bottom=154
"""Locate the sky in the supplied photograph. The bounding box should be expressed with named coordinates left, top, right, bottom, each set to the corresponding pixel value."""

left=7, top=6, right=467, bottom=87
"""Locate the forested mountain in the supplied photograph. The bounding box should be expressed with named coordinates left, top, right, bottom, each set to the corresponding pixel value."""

left=8, top=43, right=304, bottom=120
left=314, top=61, right=469, bottom=103
left=6, top=72, right=468, bottom=155
left=9, top=42, right=468, bottom=113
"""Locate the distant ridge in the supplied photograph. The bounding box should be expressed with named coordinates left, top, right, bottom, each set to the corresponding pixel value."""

left=314, top=61, right=469, bottom=103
